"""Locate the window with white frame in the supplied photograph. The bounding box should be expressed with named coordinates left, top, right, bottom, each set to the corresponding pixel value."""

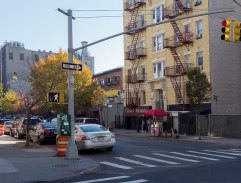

left=196, top=20, right=202, bottom=38
left=141, top=90, right=146, bottom=104
left=184, top=54, right=191, bottom=71
left=153, top=62, right=164, bottom=79
left=152, top=34, right=164, bottom=52
left=156, top=89, right=164, bottom=109
left=197, top=51, right=203, bottom=70
left=152, top=5, right=164, bottom=23
left=99, top=79, right=104, bottom=86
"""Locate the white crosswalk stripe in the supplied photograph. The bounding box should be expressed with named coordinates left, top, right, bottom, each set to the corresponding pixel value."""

left=170, top=152, right=220, bottom=161
left=187, top=151, right=236, bottom=159
left=133, top=155, right=180, bottom=165
left=115, top=157, right=157, bottom=167
left=0, top=158, right=18, bottom=173
left=153, top=153, right=201, bottom=162
left=120, top=179, right=148, bottom=183
left=203, top=150, right=241, bottom=156
left=100, top=161, right=133, bottom=169
left=73, top=175, right=130, bottom=183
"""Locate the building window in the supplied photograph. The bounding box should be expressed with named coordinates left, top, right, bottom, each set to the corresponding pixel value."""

left=196, top=20, right=202, bottom=39
left=141, top=66, right=145, bottom=80
left=107, top=77, right=112, bottom=85
left=142, top=90, right=146, bottom=105
left=99, top=79, right=104, bottom=86
left=194, top=0, right=202, bottom=6
left=141, top=14, right=145, bottom=27
left=20, top=53, right=24, bottom=60
left=9, top=52, right=13, bottom=59
left=152, top=34, right=164, bottom=52
left=153, top=62, right=164, bottom=79
left=114, top=76, right=120, bottom=83
left=35, top=55, right=39, bottom=62
left=156, top=89, right=164, bottom=109
left=197, top=51, right=203, bottom=70
left=152, top=5, right=164, bottom=23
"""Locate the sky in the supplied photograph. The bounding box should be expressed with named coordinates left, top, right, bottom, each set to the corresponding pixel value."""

left=1, top=0, right=124, bottom=74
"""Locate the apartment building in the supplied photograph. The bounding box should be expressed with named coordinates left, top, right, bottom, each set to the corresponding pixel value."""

left=93, top=67, right=124, bottom=128
left=0, top=41, right=54, bottom=93
left=123, top=0, right=241, bottom=134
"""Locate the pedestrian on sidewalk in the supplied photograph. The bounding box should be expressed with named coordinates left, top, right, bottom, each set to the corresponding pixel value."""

left=136, top=116, right=142, bottom=132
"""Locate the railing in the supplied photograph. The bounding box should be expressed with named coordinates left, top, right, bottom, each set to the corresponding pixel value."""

left=165, top=63, right=194, bottom=76
left=125, top=47, right=147, bottom=60
left=125, top=20, right=146, bottom=33
left=124, top=0, right=146, bottom=11
left=125, top=73, right=147, bottom=83
left=164, top=1, right=192, bottom=19
left=164, top=32, right=193, bottom=48
left=126, top=96, right=140, bottom=108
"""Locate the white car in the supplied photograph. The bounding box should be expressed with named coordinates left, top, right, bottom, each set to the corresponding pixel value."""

left=74, top=124, right=116, bottom=152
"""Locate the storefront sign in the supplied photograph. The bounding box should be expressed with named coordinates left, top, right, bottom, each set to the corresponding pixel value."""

left=124, top=106, right=151, bottom=116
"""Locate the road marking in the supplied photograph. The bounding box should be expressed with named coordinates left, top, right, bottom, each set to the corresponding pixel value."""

left=153, top=153, right=200, bottom=162
left=170, top=152, right=219, bottom=161
left=133, top=155, right=180, bottom=165
left=100, top=162, right=133, bottom=169
left=187, top=151, right=236, bottom=159
left=0, top=158, right=18, bottom=173
left=73, top=175, right=130, bottom=183
left=120, top=179, right=148, bottom=183
left=115, top=157, right=157, bottom=167
left=203, top=150, right=241, bottom=156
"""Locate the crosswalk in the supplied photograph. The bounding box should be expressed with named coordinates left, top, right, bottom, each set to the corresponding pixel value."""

left=72, top=175, right=148, bottom=183
left=99, top=148, right=241, bottom=170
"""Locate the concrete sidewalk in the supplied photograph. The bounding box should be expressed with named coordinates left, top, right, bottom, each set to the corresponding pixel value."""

left=114, top=129, right=241, bottom=147
left=0, top=135, right=99, bottom=183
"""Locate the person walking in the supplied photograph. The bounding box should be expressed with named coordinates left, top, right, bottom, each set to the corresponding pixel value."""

left=136, top=116, right=142, bottom=132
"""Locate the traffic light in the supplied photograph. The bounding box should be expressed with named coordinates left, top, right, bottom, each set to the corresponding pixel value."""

left=48, top=92, right=64, bottom=103
left=221, top=19, right=232, bottom=41
left=233, top=19, right=241, bottom=42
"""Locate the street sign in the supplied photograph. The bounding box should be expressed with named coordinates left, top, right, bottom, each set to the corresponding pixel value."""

left=62, top=63, right=82, bottom=71
left=58, top=113, right=71, bottom=136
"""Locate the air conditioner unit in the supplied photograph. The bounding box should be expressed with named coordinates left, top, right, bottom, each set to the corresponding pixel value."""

left=196, top=34, right=202, bottom=39
left=194, top=0, right=202, bottom=6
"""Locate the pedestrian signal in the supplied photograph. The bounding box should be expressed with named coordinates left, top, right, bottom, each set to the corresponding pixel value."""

left=48, top=92, right=64, bottom=103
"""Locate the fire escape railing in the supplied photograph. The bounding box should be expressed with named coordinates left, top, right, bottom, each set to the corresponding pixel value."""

left=125, top=20, right=146, bottom=33
left=125, top=73, right=147, bottom=83
left=124, top=0, right=146, bottom=11
left=125, top=47, right=147, bottom=60
left=165, top=63, right=194, bottom=77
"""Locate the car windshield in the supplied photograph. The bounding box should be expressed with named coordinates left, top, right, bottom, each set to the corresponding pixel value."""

left=42, top=123, right=57, bottom=128
left=80, top=125, right=107, bottom=132
left=23, top=118, right=41, bottom=125
left=5, top=121, right=13, bottom=125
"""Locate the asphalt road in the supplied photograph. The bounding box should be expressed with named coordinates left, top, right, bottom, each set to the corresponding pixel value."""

left=51, top=135, right=241, bottom=183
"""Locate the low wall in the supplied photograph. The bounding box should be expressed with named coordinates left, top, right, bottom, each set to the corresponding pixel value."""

left=209, top=115, right=241, bottom=138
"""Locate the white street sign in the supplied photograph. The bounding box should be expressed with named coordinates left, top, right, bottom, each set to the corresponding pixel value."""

left=62, top=63, right=82, bottom=71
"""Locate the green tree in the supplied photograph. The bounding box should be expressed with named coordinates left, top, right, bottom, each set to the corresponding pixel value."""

left=0, top=90, right=17, bottom=117
left=186, top=68, right=212, bottom=139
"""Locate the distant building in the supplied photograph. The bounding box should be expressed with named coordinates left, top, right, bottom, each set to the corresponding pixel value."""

left=0, top=41, right=54, bottom=92
left=75, top=41, right=95, bottom=74
left=93, top=67, right=124, bottom=128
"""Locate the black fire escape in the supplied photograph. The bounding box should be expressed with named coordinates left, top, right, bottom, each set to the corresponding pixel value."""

left=164, top=0, right=193, bottom=104
left=124, top=0, right=147, bottom=108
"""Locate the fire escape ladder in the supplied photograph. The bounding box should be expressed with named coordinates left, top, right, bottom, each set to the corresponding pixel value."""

left=133, top=82, right=141, bottom=106
left=130, top=32, right=139, bottom=58
left=175, top=0, right=185, bottom=11
left=169, top=47, right=186, bottom=74
left=128, top=8, right=139, bottom=29
left=170, top=77, right=183, bottom=104
left=170, top=21, right=184, bottom=42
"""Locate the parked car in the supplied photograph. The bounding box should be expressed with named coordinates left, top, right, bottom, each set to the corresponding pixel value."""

left=0, top=119, right=10, bottom=125
left=29, top=122, right=58, bottom=145
left=75, top=118, right=99, bottom=124
left=10, top=117, right=42, bottom=139
left=3, top=120, right=14, bottom=135
left=74, top=124, right=116, bottom=152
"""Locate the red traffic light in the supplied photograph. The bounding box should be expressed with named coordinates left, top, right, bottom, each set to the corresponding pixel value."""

left=222, top=20, right=231, bottom=27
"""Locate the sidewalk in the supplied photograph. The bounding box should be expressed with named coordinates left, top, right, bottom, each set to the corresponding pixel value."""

left=1, top=129, right=241, bottom=183
left=114, top=129, right=241, bottom=147
left=0, top=135, right=99, bottom=183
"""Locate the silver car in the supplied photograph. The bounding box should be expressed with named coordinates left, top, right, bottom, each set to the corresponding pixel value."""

left=74, top=124, right=116, bottom=152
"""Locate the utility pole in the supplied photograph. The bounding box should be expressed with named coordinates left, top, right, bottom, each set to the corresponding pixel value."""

left=58, top=8, right=78, bottom=159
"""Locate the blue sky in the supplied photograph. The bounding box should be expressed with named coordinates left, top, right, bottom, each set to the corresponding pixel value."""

left=1, top=0, right=124, bottom=74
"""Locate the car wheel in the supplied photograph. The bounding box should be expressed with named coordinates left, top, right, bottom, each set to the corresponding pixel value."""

left=106, top=147, right=113, bottom=151
left=16, top=131, right=21, bottom=139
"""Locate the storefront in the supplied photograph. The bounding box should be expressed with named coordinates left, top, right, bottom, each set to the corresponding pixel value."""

left=124, top=106, right=151, bottom=130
